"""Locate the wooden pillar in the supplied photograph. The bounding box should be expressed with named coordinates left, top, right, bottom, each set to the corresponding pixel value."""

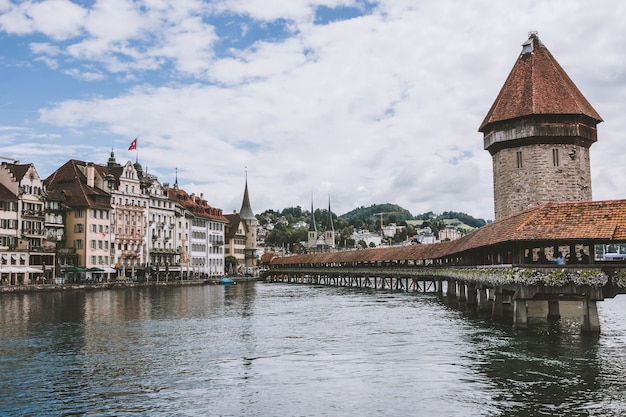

left=492, top=286, right=504, bottom=319
left=513, top=299, right=528, bottom=330
left=458, top=282, right=467, bottom=302
left=581, top=295, right=601, bottom=333
left=477, top=286, right=489, bottom=313
left=547, top=300, right=560, bottom=320
left=447, top=279, right=456, bottom=297
left=466, top=283, right=477, bottom=307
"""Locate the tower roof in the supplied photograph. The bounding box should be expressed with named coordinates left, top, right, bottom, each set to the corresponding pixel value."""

left=479, top=33, right=602, bottom=132
left=239, top=176, right=255, bottom=220
left=309, top=199, right=317, bottom=232
left=327, top=196, right=334, bottom=232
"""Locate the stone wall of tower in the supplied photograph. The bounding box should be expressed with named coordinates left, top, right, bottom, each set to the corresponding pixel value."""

left=243, top=217, right=258, bottom=268
left=492, top=143, right=592, bottom=219
left=324, top=230, right=335, bottom=248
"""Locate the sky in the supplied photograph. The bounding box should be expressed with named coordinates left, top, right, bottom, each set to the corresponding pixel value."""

left=1, top=0, right=625, bottom=222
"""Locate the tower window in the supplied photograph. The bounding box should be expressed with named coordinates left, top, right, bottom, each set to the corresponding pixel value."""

left=552, top=149, right=559, bottom=167
left=516, top=151, right=523, bottom=168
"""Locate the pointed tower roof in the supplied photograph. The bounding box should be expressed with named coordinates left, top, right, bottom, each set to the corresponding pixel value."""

left=327, top=195, right=334, bottom=232
left=309, top=198, right=317, bottom=232
left=479, top=32, right=602, bottom=132
left=239, top=174, right=255, bottom=220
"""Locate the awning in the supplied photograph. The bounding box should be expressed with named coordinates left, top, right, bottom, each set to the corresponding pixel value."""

left=87, top=267, right=104, bottom=272
left=102, top=267, right=117, bottom=273
left=65, top=266, right=87, bottom=272
left=0, top=266, right=20, bottom=273
left=26, top=267, right=44, bottom=273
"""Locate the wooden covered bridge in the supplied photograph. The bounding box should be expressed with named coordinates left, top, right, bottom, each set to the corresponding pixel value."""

left=263, top=199, right=626, bottom=333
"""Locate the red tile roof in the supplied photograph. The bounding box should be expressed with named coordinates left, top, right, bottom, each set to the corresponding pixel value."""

left=44, top=159, right=111, bottom=209
left=167, top=188, right=228, bottom=222
left=479, top=33, right=602, bottom=132
left=271, top=199, right=626, bottom=265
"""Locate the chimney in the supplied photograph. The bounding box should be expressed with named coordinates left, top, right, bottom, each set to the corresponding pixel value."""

left=86, top=163, right=95, bottom=188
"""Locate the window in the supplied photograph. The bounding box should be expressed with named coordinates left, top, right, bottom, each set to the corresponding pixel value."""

left=74, top=224, right=84, bottom=233
left=552, top=149, right=559, bottom=167
left=75, top=209, right=84, bottom=218
left=516, top=151, right=523, bottom=168
left=75, top=239, right=84, bottom=249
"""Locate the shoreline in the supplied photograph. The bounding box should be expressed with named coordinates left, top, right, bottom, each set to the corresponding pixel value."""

left=0, top=276, right=262, bottom=294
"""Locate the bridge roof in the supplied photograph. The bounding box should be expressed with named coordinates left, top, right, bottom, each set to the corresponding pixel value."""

left=271, top=199, right=626, bottom=265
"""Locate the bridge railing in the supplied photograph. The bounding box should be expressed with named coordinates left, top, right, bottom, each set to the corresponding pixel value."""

left=263, top=264, right=626, bottom=290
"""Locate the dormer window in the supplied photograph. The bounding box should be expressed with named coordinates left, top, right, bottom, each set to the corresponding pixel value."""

left=521, top=38, right=533, bottom=55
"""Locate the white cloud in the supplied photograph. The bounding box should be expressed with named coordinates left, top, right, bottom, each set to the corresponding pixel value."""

left=2, top=0, right=626, bottom=221
left=0, top=0, right=86, bottom=39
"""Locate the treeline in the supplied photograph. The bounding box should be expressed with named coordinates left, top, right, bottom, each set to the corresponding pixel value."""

left=257, top=204, right=488, bottom=250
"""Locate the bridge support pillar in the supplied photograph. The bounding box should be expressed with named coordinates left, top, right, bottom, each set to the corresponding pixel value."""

left=446, top=280, right=456, bottom=297
left=458, top=282, right=467, bottom=302
left=477, top=286, right=489, bottom=313
left=547, top=300, right=560, bottom=320
left=492, top=287, right=504, bottom=319
left=513, top=300, right=528, bottom=330
left=582, top=295, right=601, bottom=333
left=466, top=283, right=477, bottom=308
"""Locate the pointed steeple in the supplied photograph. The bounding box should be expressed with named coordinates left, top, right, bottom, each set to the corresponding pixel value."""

left=174, top=167, right=179, bottom=190
left=327, top=195, right=334, bottom=232
left=239, top=171, right=255, bottom=220
left=309, top=198, right=317, bottom=232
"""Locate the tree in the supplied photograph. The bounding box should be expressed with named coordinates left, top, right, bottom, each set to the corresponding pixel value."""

left=225, top=256, right=238, bottom=273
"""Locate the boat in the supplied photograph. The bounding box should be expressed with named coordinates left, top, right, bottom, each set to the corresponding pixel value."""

left=218, top=277, right=234, bottom=285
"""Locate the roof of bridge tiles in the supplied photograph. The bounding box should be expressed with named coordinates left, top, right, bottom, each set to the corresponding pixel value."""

left=479, top=33, right=602, bottom=132
left=270, top=199, right=626, bottom=264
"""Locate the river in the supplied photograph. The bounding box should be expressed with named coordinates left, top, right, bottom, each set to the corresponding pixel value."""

left=1, top=282, right=625, bottom=416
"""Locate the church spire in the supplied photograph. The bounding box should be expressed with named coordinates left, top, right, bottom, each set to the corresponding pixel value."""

left=240, top=170, right=255, bottom=220
left=309, top=197, right=317, bottom=232
left=327, top=194, right=334, bottom=232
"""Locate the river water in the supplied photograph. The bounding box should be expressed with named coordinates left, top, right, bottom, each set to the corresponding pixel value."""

left=1, top=282, right=625, bottom=416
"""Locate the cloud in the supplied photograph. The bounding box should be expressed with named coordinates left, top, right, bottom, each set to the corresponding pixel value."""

left=2, top=0, right=626, bottom=222
left=0, top=0, right=86, bottom=40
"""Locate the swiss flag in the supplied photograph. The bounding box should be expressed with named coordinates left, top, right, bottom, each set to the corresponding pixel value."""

left=128, top=138, right=137, bottom=150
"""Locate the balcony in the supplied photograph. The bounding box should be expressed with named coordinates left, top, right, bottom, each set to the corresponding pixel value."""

left=21, top=209, right=45, bottom=217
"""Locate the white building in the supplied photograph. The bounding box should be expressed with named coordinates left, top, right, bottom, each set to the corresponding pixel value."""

left=351, top=230, right=382, bottom=248
left=105, top=155, right=150, bottom=279
left=168, top=187, right=226, bottom=277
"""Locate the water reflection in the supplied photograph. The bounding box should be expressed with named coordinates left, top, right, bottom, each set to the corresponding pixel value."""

left=1, top=284, right=626, bottom=416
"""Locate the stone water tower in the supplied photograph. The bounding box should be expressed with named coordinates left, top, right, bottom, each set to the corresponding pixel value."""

left=479, top=32, right=603, bottom=220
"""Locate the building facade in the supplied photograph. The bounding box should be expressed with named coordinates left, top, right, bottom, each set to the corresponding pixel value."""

left=0, top=162, right=53, bottom=284
left=105, top=157, right=150, bottom=278
left=44, top=160, right=113, bottom=280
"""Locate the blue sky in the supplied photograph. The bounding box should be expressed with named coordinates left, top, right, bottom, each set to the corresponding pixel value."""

left=1, top=0, right=626, bottom=221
